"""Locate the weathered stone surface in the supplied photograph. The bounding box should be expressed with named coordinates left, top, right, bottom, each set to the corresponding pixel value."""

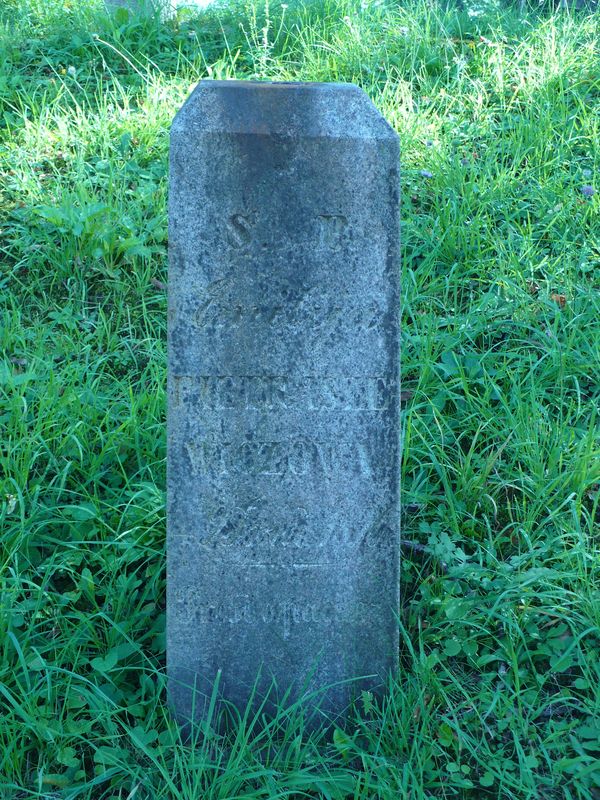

left=167, top=80, right=400, bottom=726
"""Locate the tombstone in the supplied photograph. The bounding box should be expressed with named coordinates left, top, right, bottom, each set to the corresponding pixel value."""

left=167, top=81, right=401, bottom=728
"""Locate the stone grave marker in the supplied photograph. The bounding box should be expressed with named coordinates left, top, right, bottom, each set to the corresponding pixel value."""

left=167, top=80, right=400, bottom=726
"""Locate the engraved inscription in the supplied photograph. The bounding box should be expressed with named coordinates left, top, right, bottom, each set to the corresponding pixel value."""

left=189, top=504, right=397, bottom=552
left=205, top=502, right=309, bottom=548
left=171, top=375, right=391, bottom=411
left=195, top=300, right=285, bottom=329
left=173, top=593, right=334, bottom=639
left=193, top=277, right=229, bottom=327
left=191, top=290, right=382, bottom=334
left=219, top=212, right=350, bottom=252
left=184, top=437, right=389, bottom=478
left=318, top=214, right=348, bottom=250
left=227, top=214, right=253, bottom=247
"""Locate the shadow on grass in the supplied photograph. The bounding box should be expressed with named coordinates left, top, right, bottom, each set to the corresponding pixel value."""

left=1, top=0, right=597, bottom=129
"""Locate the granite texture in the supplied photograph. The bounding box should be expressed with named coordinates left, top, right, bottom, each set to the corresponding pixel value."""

left=167, top=81, right=401, bottom=726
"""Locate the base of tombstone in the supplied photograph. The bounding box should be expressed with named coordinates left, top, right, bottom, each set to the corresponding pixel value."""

left=168, top=663, right=391, bottom=735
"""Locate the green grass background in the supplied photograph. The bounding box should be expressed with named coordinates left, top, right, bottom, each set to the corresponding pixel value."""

left=0, top=0, right=599, bottom=797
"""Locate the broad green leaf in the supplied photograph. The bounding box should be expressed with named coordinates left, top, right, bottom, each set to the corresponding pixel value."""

left=91, top=649, right=119, bottom=673
left=480, top=772, right=494, bottom=787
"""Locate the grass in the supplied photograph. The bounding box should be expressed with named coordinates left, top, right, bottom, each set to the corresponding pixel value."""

left=0, top=0, right=599, bottom=796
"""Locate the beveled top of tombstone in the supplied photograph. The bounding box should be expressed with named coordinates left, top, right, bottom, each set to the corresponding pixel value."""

left=171, top=80, right=397, bottom=140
